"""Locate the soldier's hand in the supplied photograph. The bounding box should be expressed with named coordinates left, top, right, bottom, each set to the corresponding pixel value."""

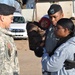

left=64, top=60, right=75, bottom=70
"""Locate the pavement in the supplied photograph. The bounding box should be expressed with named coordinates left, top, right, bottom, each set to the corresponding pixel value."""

left=15, top=40, right=42, bottom=75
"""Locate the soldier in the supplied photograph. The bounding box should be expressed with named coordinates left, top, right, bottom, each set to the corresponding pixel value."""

left=33, top=4, right=64, bottom=58
left=0, top=3, right=20, bottom=75
left=45, top=4, right=64, bottom=54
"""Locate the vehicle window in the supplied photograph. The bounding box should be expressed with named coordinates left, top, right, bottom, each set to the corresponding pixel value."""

left=12, top=16, right=25, bottom=23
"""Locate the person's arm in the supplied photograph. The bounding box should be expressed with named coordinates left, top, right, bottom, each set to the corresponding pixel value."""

left=42, top=46, right=68, bottom=72
left=64, top=59, right=75, bottom=69
left=0, top=37, right=6, bottom=74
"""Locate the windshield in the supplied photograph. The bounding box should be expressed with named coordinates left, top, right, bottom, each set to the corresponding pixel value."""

left=12, top=16, right=25, bottom=23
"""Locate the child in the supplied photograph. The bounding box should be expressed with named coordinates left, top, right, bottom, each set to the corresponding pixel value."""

left=26, top=21, right=45, bottom=51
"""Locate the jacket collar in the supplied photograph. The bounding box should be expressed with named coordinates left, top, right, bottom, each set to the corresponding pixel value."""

left=0, top=27, right=13, bottom=37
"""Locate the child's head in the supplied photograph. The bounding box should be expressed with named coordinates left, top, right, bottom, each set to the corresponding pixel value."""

left=26, top=21, right=39, bottom=33
left=55, top=18, right=75, bottom=38
left=26, top=21, right=45, bottom=36
left=39, top=15, right=50, bottom=30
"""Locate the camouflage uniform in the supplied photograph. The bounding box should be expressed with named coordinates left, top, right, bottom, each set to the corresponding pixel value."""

left=0, top=27, right=19, bottom=75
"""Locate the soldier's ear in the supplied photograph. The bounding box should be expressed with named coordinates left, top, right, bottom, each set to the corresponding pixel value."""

left=0, top=15, right=4, bottom=22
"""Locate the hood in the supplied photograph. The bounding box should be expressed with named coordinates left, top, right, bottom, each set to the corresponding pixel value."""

left=67, top=36, right=75, bottom=45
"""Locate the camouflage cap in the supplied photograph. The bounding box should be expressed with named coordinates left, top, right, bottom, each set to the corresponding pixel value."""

left=48, top=4, right=62, bottom=15
left=0, top=3, right=15, bottom=15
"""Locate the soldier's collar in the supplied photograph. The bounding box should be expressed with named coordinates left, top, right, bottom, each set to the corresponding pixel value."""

left=0, top=27, right=14, bottom=37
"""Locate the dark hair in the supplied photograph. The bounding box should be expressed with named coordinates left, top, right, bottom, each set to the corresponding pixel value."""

left=26, top=21, right=45, bottom=33
left=57, top=18, right=75, bottom=36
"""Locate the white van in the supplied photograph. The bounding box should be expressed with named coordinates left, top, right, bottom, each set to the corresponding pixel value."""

left=9, top=12, right=28, bottom=39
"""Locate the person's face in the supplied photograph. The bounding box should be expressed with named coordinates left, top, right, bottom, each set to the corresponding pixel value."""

left=40, top=20, right=49, bottom=29
left=49, top=11, right=64, bottom=26
left=55, top=25, right=70, bottom=38
left=1, top=15, right=13, bottom=29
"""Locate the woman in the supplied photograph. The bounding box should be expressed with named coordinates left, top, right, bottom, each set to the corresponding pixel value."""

left=42, top=18, right=75, bottom=75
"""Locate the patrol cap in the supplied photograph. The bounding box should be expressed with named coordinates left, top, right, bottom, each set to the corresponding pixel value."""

left=48, top=4, right=62, bottom=15
left=0, top=3, right=15, bottom=15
